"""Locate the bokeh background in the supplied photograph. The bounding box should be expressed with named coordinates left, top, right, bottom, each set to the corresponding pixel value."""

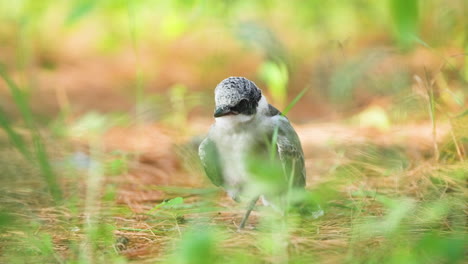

left=0, top=0, right=466, bottom=263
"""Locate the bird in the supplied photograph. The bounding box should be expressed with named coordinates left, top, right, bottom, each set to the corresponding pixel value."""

left=198, top=76, right=306, bottom=229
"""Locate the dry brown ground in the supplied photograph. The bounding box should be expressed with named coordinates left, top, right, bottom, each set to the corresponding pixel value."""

left=55, top=119, right=448, bottom=262
left=1, top=102, right=462, bottom=262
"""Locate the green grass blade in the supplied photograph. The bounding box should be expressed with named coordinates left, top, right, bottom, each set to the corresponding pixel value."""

left=269, top=125, right=279, bottom=161
left=0, top=68, right=34, bottom=128
left=269, top=86, right=309, bottom=160
left=282, top=86, right=309, bottom=116
left=0, top=106, right=32, bottom=160
left=34, top=133, right=62, bottom=201
left=0, top=66, right=62, bottom=201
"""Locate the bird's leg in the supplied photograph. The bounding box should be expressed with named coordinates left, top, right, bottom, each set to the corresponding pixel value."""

left=238, top=196, right=259, bottom=230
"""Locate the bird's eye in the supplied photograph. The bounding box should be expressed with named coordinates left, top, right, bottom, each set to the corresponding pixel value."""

left=236, top=99, right=249, bottom=110
left=230, top=99, right=250, bottom=115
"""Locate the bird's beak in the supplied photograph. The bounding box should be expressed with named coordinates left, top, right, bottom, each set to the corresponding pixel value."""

left=214, top=106, right=234, bottom=117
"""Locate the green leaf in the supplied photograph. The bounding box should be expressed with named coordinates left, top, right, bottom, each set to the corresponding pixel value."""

left=163, top=197, right=184, bottom=208
left=259, top=61, right=289, bottom=108
left=173, top=228, right=219, bottom=264
left=105, top=157, right=127, bottom=176
left=66, top=0, right=97, bottom=26
left=389, top=0, right=419, bottom=50
left=149, top=197, right=184, bottom=213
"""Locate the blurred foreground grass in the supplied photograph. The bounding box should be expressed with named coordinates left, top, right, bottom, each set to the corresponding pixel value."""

left=0, top=0, right=467, bottom=263
left=0, top=111, right=466, bottom=263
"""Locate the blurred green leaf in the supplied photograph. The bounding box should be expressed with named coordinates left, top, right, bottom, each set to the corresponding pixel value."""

left=66, top=0, right=97, bottom=26
left=0, top=211, right=14, bottom=228
left=417, top=232, right=466, bottom=264
left=171, top=228, right=219, bottom=264
left=103, top=184, right=117, bottom=202
left=389, top=0, right=419, bottom=50
left=247, top=155, right=285, bottom=194
left=259, top=60, right=289, bottom=108
left=150, top=197, right=185, bottom=213
left=88, top=223, right=117, bottom=250
left=105, top=157, right=127, bottom=176
left=162, top=196, right=184, bottom=208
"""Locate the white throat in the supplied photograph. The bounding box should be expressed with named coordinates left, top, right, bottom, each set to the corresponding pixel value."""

left=256, top=95, right=269, bottom=114
left=214, top=95, right=269, bottom=130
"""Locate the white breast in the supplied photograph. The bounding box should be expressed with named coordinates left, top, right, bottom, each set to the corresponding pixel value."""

left=213, top=129, right=254, bottom=188
left=209, top=95, right=272, bottom=198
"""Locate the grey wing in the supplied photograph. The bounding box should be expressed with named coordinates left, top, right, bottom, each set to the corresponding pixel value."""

left=198, top=137, right=224, bottom=187
left=275, top=117, right=306, bottom=188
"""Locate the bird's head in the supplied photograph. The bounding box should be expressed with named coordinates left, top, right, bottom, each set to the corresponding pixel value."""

left=213, top=77, right=263, bottom=123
